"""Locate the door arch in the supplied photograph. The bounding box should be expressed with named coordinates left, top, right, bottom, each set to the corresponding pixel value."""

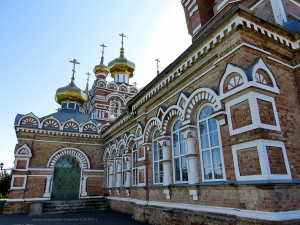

left=51, top=155, right=81, bottom=200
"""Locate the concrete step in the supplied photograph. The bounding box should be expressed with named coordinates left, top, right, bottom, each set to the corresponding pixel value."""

left=42, top=198, right=110, bottom=214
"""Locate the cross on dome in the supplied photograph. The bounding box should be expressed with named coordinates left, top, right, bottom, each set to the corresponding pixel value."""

left=69, top=59, right=80, bottom=81
left=155, top=58, right=160, bottom=75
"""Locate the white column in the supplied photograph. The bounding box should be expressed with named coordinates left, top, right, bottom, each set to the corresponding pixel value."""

left=108, top=161, right=114, bottom=188
left=125, top=156, right=131, bottom=187
left=159, top=138, right=172, bottom=186
left=183, top=129, right=199, bottom=184
left=43, top=176, right=52, bottom=198
left=116, top=159, right=121, bottom=187
left=81, top=176, right=87, bottom=197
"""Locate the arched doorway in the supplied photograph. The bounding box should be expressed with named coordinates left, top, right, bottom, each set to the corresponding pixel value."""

left=51, top=155, right=81, bottom=200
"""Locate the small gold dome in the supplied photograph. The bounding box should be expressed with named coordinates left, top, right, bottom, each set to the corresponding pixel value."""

left=94, top=57, right=109, bottom=74
left=55, top=80, right=87, bottom=105
left=108, top=48, right=135, bottom=78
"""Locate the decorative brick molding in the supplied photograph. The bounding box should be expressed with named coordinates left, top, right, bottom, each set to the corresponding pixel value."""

left=226, top=92, right=281, bottom=135
left=10, top=175, right=27, bottom=190
left=232, top=139, right=291, bottom=181
left=47, top=147, right=90, bottom=169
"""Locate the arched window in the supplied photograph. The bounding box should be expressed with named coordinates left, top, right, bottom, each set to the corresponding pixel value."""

left=55, top=156, right=81, bottom=168
left=122, top=156, right=127, bottom=186
left=198, top=105, right=224, bottom=181
left=132, top=144, right=138, bottom=186
left=172, top=120, right=188, bottom=183
left=153, top=130, right=163, bottom=184
left=110, top=99, right=120, bottom=120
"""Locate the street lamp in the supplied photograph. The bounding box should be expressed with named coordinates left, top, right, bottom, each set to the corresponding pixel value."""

left=0, top=162, right=3, bottom=176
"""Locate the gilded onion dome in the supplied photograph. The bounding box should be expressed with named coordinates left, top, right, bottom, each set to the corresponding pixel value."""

left=55, top=59, right=87, bottom=106
left=55, top=79, right=87, bottom=105
left=108, top=47, right=135, bottom=78
left=94, top=56, right=109, bottom=74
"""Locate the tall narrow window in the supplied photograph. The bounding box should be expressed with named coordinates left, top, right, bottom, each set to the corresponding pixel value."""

left=113, top=160, right=117, bottom=187
left=198, top=105, right=224, bottom=181
left=107, top=163, right=110, bottom=187
left=153, top=130, right=163, bottom=184
left=110, top=99, right=120, bottom=120
left=172, top=120, right=188, bottom=183
left=132, top=144, right=138, bottom=186
left=122, top=156, right=127, bottom=186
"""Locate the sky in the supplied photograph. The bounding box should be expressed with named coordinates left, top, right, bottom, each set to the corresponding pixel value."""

left=0, top=0, right=191, bottom=169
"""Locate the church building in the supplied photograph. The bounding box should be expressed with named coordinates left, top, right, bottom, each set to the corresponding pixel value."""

left=4, top=1, right=300, bottom=224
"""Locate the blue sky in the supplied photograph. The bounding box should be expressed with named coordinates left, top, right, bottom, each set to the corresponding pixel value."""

left=0, top=0, right=191, bottom=169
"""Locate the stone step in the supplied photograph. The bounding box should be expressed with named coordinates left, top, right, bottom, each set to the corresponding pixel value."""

left=42, top=199, right=110, bottom=214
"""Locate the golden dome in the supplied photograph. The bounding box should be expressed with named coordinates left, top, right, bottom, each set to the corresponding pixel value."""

left=94, top=57, right=109, bottom=74
left=55, top=79, right=87, bottom=105
left=108, top=48, right=135, bottom=78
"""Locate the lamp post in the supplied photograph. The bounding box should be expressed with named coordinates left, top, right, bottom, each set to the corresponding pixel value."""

left=0, top=162, right=4, bottom=176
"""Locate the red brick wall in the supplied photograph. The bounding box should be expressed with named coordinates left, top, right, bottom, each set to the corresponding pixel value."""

left=87, top=177, right=104, bottom=196
left=257, top=99, right=276, bottom=126
left=267, top=146, right=287, bottom=175
left=13, top=177, right=24, bottom=187
left=16, top=160, right=27, bottom=169
left=25, top=177, right=46, bottom=198
left=237, top=147, right=261, bottom=176
left=230, top=100, right=253, bottom=129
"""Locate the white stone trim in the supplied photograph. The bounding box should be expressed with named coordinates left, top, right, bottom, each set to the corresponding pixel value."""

left=17, top=138, right=102, bottom=145
left=270, top=0, right=288, bottom=25
left=184, top=0, right=192, bottom=7
left=80, top=196, right=104, bottom=199
left=82, top=169, right=104, bottom=172
left=187, top=0, right=196, bottom=10
left=290, top=0, right=300, bottom=7
left=249, top=0, right=263, bottom=10
left=217, top=0, right=242, bottom=11
left=14, top=158, right=30, bottom=171
left=16, top=128, right=101, bottom=138
left=47, top=147, right=90, bottom=169
left=189, top=5, right=198, bottom=17
left=192, top=23, right=202, bottom=35
left=6, top=198, right=50, bottom=202
left=106, top=196, right=300, bottom=221
left=226, top=92, right=281, bottom=136
left=189, top=189, right=198, bottom=200
left=10, top=175, right=27, bottom=189
left=219, top=58, right=280, bottom=99
left=138, top=165, right=146, bottom=186
left=15, top=144, right=32, bottom=157
left=232, top=139, right=292, bottom=181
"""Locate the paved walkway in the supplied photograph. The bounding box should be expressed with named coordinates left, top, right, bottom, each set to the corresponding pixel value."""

left=0, top=209, right=148, bottom=225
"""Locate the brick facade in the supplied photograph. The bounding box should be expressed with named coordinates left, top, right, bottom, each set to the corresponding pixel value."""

left=5, top=0, right=300, bottom=224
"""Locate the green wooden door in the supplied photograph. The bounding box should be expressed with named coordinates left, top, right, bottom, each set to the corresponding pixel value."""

left=51, top=156, right=81, bottom=200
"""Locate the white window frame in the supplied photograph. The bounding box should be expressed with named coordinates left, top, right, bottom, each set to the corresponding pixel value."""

left=153, top=129, right=163, bottom=184
left=226, top=92, right=281, bottom=136
left=197, top=103, right=226, bottom=182
left=14, top=158, right=29, bottom=171
left=171, top=119, right=189, bottom=184
left=10, top=175, right=27, bottom=190
left=132, top=143, right=138, bottom=186
left=232, top=139, right=292, bottom=181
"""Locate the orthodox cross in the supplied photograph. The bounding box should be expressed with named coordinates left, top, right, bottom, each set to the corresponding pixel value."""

left=69, top=59, right=80, bottom=81
left=155, top=58, right=160, bottom=75
left=100, top=44, right=107, bottom=58
left=85, top=72, right=91, bottom=92
left=119, top=33, right=126, bottom=48
left=133, top=82, right=137, bottom=87
left=86, top=72, right=91, bottom=84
